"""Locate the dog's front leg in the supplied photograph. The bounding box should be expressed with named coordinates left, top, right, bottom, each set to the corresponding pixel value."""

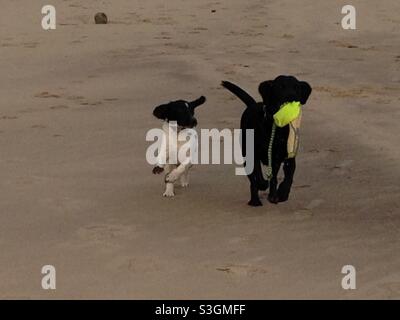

left=268, top=162, right=281, bottom=204
left=277, top=158, right=296, bottom=202
left=163, top=164, right=175, bottom=197
left=247, top=166, right=263, bottom=206
left=165, top=163, right=188, bottom=185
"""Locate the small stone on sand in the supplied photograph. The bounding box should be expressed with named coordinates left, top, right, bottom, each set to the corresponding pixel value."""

left=95, top=12, right=108, bottom=24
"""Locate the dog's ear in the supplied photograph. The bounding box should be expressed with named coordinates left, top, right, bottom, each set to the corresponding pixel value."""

left=188, top=96, right=206, bottom=110
left=153, top=104, right=169, bottom=120
left=299, top=81, right=312, bottom=105
left=258, top=80, right=274, bottom=103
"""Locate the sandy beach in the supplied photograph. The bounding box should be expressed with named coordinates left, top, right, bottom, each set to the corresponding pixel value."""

left=1, top=0, right=400, bottom=299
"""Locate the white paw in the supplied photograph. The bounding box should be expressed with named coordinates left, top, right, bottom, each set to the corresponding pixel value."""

left=166, top=171, right=179, bottom=183
left=181, top=181, right=189, bottom=188
left=163, top=190, right=175, bottom=197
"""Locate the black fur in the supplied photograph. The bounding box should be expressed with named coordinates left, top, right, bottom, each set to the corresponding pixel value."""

left=153, top=96, right=206, bottom=128
left=222, top=76, right=312, bottom=206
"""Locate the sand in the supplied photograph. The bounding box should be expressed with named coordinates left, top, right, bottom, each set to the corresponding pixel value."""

left=0, top=0, right=399, bottom=299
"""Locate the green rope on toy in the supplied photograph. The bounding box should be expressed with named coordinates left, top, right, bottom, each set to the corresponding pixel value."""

left=262, top=101, right=302, bottom=181
left=262, top=122, right=276, bottom=181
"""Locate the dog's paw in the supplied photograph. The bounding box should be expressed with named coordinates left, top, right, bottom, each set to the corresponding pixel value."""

left=268, top=194, right=279, bottom=204
left=248, top=199, right=263, bottom=207
left=181, top=181, right=189, bottom=188
left=277, top=187, right=290, bottom=202
left=165, top=171, right=179, bottom=183
left=180, top=174, right=189, bottom=188
left=163, top=190, right=175, bottom=197
left=278, top=194, right=289, bottom=202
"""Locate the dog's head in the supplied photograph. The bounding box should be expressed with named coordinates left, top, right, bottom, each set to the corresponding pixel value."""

left=258, top=75, right=312, bottom=108
left=153, top=96, right=206, bottom=128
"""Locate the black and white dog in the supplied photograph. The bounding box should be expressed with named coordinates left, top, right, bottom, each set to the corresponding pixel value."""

left=222, top=76, right=312, bottom=206
left=152, top=96, right=206, bottom=197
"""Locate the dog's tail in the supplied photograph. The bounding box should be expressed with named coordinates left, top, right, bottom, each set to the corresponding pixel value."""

left=188, top=96, right=206, bottom=109
left=221, top=81, right=257, bottom=108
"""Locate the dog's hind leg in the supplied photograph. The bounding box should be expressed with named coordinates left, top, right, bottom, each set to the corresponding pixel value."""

left=180, top=167, right=190, bottom=187
left=277, top=158, right=296, bottom=202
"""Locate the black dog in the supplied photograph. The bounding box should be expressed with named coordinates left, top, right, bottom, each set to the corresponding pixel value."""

left=222, top=76, right=312, bottom=206
left=152, top=96, right=206, bottom=197
left=153, top=97, right=205, bottom=129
